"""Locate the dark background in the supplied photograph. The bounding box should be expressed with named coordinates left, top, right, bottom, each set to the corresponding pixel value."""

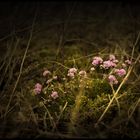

left=0, top=1, right=140, bottom=55
left=0, top=1, right=140, bottom=37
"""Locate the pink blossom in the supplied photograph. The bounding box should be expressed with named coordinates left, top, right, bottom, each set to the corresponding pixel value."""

left=102, top=60, right=116, bottom=69
left=34, top=83, right=42, bottom=94
left=43, top=70, right=51, bottom=77
left=115, top=69, right=126, bottom=77
left=108, top=75, right=118, bottom=85
left=92, top=59, right=100, bottom=66
left=102, top=60, right=112, bottom=69
left=92, top=56, right=103, bottom=66
left=67, top=68, right=77, bottom=78
left=125, top=60, right=132, bottom=65
left=78, top=70, right=87, bottom=77
left=68, top=68, right=77, bottom=74
left=51, top=91, right=59, bottom=99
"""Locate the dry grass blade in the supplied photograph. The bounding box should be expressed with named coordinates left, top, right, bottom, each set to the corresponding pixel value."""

left=128, top=98, right=140, bottom=120
left=110, top=84, right=121, bottom=116
left=52, top=101, right=68, bottom=131
left=42, top=102, right=56, bottom=130
left=95, top=66, right=133, bottom=127
left=131, top=31, right=140, bottom=62
left=4, top=9, right=37, bottom=118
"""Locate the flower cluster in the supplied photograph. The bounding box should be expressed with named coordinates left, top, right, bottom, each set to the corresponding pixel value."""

left=34, top=83, right=42, bottom=95
left=33, top=69, right=59, bottom=100
left=108, top=75, right=118, bottom=85
left=114, top=69, right=126, bottom=77
left=33, top=54, right=132, bottom=100
left=107, top=68, right=127, bottom=85
left=67, top=68, right=77, bottom=78
left=51, top=91, right=59, bottom=99
left=92, top=56, right=103, bottom=66
left=90, top=54, right=132, bottom=85
left=101, top=60, right=116, bottom=69
left=100, top=54, right=118, bottom=69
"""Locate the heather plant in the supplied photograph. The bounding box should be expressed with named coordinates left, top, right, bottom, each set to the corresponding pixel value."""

left=29, top=53, right=136, bottom=135
left=1, top=41, right=139, bottom=138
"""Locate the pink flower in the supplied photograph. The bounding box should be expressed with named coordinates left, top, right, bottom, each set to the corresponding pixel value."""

left=92, top=56, right=103, bottom=66
left=51, top=91, right=59, bottom=99
left=68, top=68, right=77, bottom=73
left=108, top=75, right=118, bottom=85
left=125, top=60, right=132, bottom=65
left=34, top=83, right=42, bottom=94
left=102, top=60, right=116, bottom=69
left=78, top=70, right=87, bottom=77
left=43, top=70, right=51, bottom=77
left=67, top=68, right=77, bottom=78
left=115, top=69, right=126, bottom=77
left=92, top=59, right=100, bottom=66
